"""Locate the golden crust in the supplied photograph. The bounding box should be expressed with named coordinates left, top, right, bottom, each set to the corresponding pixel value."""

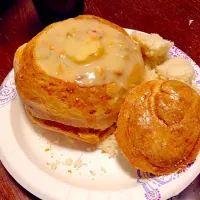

left=115, top=80, right=200, bottom=175
left=14, top=15, right=144, bottom=143
left=14, top=15, right=132, bottom=131
left=26, top=108, right=115, bottom=144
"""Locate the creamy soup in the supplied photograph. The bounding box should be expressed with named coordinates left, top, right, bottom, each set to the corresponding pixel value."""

left=35, top=18, right=143, bottom=88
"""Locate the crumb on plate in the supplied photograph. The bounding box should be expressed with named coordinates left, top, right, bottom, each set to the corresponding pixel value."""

left=73, top=157, right=84, bottom=169
left=47, top=162, right=57, bottom=170
left=101, top=167, right=107, bottom=173
left=90, top=170, right=96, bottom=176
left=97, top=134, right=118, bottom=158
left=65, top=158, right=73, bottom=166
left=45, top=147, right=51, bottom=152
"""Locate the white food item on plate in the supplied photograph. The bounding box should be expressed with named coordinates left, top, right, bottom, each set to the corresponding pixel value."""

left=73, top=157, right=84, bottom=169
left=65, top=158, right=73, bottom=166
left=156, top=57, right=195, bottom=85
left=90, top=170, right=96, bottom=176
left=101, top=167, right=107, bottom=173
left=131, top=32, right=173, bottom=67
left=97, top=134, right=118, bottom=158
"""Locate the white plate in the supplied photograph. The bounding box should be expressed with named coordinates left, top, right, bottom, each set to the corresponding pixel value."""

left=0, top=29, right=200, bottom=200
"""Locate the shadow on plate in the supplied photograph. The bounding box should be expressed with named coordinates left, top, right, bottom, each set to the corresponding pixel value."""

left=115, top=148, right=138, bottom=179
left=10, top=99, right=97, bottom=152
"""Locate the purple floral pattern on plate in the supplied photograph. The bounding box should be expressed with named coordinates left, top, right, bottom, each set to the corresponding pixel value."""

left=136, top=43, right=199, bottom=200
left=137, top=149, right=193, bottom=199
left=0, top=70, right=16, bottom=108
left=169, top=46, right=200, bottom=87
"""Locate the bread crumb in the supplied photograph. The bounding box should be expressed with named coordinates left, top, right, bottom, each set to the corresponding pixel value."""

left=46, top=159, right=61, bottom=170
left=51, top=163, right=57, bottom=170
left=45, top=147, right=51, bottom=152
left=56, top=160, right=60, bottom=165
left=68, top=170, right=72, bottom=174
left=90, top=170, right=96, bottom=176
left=73, top=157, right=83, bottom=169
left=156, top=57, right=195, bottom=85
left=47, top=162, right=57, bottom=170
left=65, top=158, right=73, bottom=166
left=83, top=163, right=88, bottom=167
left=97, top=134, right=118, bottom=158
left=101, top=167, right=107, bottom=173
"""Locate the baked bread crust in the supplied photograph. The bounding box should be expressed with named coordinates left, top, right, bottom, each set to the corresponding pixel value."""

left=115, top=80, right=200, bottom=175
left=26, top=108, right=116, bottom=144
left=14, top=15, right=144, bottom=143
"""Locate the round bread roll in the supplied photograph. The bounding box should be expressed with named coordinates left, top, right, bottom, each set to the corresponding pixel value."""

left=115, top=80, right=200, bottom=175
left=14, top=15, right=144, bottom=144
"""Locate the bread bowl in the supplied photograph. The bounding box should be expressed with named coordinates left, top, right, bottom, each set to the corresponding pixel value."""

left=115, top=80, right=200, bottom=175
left=14, top=15, right=144, bottom=144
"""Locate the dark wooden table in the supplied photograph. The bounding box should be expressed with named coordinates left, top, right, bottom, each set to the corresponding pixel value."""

left=0, top=0, right=200, bottom=199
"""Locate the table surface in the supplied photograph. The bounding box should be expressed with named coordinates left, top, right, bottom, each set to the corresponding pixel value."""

left=0, top=0, right=200, bottom=199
